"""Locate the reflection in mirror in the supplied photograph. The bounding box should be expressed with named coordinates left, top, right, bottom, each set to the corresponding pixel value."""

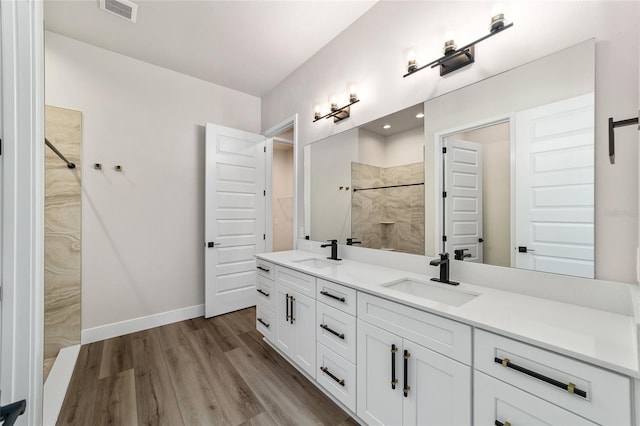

left=428, top=39, right=595, bottom=278
left=305, top=104, right=426, bottom=255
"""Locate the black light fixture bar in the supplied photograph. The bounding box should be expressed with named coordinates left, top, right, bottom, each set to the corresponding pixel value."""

left=313, top=99, right=360, bottom=123
left=403, top=23, right=514, bottom=78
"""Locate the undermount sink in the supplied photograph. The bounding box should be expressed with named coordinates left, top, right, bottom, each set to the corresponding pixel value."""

left=293, top=258, right=341, bottom=269
left=382, top=278, right=479, bottom=307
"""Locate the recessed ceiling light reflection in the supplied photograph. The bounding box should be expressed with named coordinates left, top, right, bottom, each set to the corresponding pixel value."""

left=416, top=113, right=425, bottom=118
left=383, top=124, right=391, bottom=129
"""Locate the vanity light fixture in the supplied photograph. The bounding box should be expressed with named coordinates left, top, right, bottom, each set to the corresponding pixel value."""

left=403, top=13, right=513, bottom=78
left=313, top=85, right=360, bottom=123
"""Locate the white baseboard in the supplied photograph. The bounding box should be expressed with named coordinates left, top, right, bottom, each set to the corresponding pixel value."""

left=43, top=344, right=81, bottom=426
left=81, top=304, right=204, bottom=344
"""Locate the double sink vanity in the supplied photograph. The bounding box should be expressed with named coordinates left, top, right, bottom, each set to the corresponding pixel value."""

left=254, top=248, right=637, bottom=425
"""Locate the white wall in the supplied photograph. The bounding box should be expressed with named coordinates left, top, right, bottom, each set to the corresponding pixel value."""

left=357, top=129, right=385, bottom=167
left=385, top=126, right=424, bottom=167
left=309, top=128, right=358, bottom=243
left=272, top=144, right=294, bottom=251
left=45, top=32, right=261, bottom=331
left=263, top=2, right=639, bottom=283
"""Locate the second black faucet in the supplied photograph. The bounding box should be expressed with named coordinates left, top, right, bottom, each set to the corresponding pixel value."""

left=321, top=239, right=341, bottom=261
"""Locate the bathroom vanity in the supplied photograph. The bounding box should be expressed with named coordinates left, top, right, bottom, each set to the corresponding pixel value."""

left=254, top=249, right=638, bottom=425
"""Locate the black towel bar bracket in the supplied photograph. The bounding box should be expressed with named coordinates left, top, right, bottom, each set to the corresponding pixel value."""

left=609, top=114, right=639, bottom=164
left=45, top=138, right=76, bottom=169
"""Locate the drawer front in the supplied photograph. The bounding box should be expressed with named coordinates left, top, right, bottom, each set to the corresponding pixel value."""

left=317, top=302, right=356, bottom=364
left=256, top=259, right=274, bottom=280
left=256, top=304, right=274, bottom=343
left=357, top=292, right=471, bottom=364
left=475, top=329, right=631, bottom=425
left=316, top=279, right=357, bottom=316
left=256, top=275, right=274, bottom=311
left=275, top=266, right=316, bottom=298
left=317, top=342, right=356, bottom=412
left=475, top=371, right=597, bottom=426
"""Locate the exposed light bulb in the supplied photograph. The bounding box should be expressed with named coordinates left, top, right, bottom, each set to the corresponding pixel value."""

left=349, top=85, right=358, bottom=103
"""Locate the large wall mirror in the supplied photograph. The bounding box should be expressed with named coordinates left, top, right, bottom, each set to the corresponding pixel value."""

left=304, top=38, right=595, bottom=279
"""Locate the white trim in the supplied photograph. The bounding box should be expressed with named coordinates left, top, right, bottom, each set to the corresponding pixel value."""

left=263, top=114, right=299, bottom=250
left=81, top=304, right=204, bottom=344
left=433, top=113, right=513, bottom=260
left=265, top=138, right=274, bottom=252
left=1, top=1, right=45, bottom=424
left=43, top=344, right=81, bottom=426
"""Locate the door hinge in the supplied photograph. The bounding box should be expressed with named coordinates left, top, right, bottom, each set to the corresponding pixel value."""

left=263, top=190, right=266, bottom=196
left=442, top=235, right=447, bottom=242
left=263, top=234, right=266, bottom=240
left=442, top=147, right=447, bottom=154
left=264, top=146, right=266, bottom=153
left=1, top=284, right=3, bottom=302
left=442, top=191, right=447, bottom=198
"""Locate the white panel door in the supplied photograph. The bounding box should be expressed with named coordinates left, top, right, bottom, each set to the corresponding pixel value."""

left=444, top=139, right=483, bottom=262
left=357, top=320, right=403, bottom=426
left=292, top=292, right=316, bottom=377
left=205, top=123, right=266, bottom=317
left=275, top=284, right=295, bottom=354
left=515, top=94, right=594, bottom=278
left=403, top=341, right=471, bottom=426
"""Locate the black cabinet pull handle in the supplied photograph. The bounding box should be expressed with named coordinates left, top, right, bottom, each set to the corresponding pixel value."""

left=391, top=344, right=398, bottom=389
left=257, top=288, right=270, bottom=297
left=285, top=294, right=290, bottom=322
left=290, top=296, right=295, bottom=324
left=403, top=350, right=411, bottom=397
left=320, top=290, right=345, bottom=302
left=256, top=266, right=270, bottom=272
left=257, top=318, right=270, bottom=328
left=494, top=357, right=587, bottom=398
left=495, top=421, right=511, bottom=426
left=320, top=323, right=345, bottom=339
left=320, top=366, right=345, bottom=386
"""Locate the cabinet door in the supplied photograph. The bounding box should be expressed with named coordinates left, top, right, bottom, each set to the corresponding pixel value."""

left=291, top=292, right=316, bottom=378
left=275, top=284, right=295, bottom=355
left=404, top=341, right=471, bottom=426
left=357, top=320, right=403, bottom=426
left=474, top=371, right=598, bottom=426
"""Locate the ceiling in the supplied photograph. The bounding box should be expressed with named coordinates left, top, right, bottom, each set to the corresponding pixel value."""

left=44, top=0, right=376, bottom=97
left=360, top=103, right=424, bottom=137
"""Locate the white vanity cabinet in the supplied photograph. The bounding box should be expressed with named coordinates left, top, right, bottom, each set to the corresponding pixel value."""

left=274, top=266, right=317, bottom=378
left=357, top=293, right=472, bottom=426
left=316, top=279, right=358, bottom=412
left=255, top=260, right=275, bottom=342
left=473, top=330, right=632, bottom=426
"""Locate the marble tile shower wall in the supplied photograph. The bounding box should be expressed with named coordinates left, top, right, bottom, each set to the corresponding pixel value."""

left=351, top=162, right=425, bottom=255
left=44, top=106, right=82, bottom=364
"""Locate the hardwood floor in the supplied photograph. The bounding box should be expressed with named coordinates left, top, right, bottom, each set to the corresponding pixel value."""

left=57, top=307, right=358, bottom=425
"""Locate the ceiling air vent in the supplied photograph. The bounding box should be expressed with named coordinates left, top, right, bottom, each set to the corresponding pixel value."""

left=99, top=0, right=138, bottom=23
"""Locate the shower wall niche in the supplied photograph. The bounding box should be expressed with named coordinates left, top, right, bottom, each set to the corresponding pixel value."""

left=44, top=105, right=82, bottom=380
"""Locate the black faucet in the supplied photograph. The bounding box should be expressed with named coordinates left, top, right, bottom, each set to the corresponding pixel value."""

left=346, top=238, right=361, bottom=246
left=429, top=252, right=459, bottom=286
left=321, top=239, right=341, bottom=261
left=454, top=248, right=472, bottom=261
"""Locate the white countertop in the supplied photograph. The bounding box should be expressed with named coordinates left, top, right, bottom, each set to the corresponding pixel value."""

left=256, top=250, right=639, bottom=378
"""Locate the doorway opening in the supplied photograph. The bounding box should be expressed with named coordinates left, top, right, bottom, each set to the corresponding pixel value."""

left=271, top=130, right=295, bottom=252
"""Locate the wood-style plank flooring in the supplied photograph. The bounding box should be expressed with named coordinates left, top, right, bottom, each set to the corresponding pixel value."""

left=57, top=307, right=358, bottom=425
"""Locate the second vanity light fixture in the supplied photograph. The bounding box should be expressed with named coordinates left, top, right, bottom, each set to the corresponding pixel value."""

left=313, top=84, right=359, bottom=123
left=404, top=12, right=513, bottom=78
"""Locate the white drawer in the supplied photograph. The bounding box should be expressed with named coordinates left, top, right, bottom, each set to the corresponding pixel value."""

left=357, top=292, right=471, bottom=364
left=475, top=371, right=597, bottom=426
left=256, top=259, right=274, bottom=279
left=475, top=329, right=631, bottom=425
left=316, top=278, right=357, bottom=316
left=256, top=275, right=274, bottom=311
left=275, top=265, right=316, bottom=298
left=317, top=302, right=356, bottom=364
left=256, top=304, right=274, bottom=343
left=316, top=342, right=356, bottom=413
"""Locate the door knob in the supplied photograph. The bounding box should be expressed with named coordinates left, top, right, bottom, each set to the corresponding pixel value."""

left=207, top=242, right=222, bottom=248
left=518, top=246, right=535, bottom=253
